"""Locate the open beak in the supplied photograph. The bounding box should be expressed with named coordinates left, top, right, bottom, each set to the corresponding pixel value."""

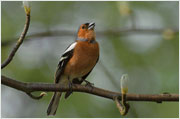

left=88, top=22, right=95, bottom=30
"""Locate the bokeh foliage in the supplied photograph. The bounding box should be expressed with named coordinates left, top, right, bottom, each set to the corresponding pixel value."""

left=1, top=1, right=179, bottom=118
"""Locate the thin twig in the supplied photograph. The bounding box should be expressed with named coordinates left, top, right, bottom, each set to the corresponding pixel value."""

left=2, top=75, right=179, bottom=102
left=1, top=14, right=30, bottom=69
left=98, top=61, right=120, bottom=90
left=114, top=97, right=123, bottom=113
left=26, top=92, right=47, bottom=100
left=130, top=11, right=136, bottom=29
left=114, top=96, right=129, bottom=116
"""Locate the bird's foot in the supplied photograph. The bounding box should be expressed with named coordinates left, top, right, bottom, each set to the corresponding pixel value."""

left=84, top=80, right=94, bottom=87
left=68, top=79, right=73, bottom=92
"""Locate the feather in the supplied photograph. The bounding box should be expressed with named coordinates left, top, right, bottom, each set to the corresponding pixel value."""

left=55, top=42, right=77, bottom=83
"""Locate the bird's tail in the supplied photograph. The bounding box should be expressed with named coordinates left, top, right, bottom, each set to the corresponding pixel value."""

left=47, top=92, right=62, bottom=115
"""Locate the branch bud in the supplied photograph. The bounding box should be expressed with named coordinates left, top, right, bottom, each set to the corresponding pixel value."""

left=117, top=2, right=132, bottom=16
left=23, top=1, right=31, bottom=15
left=121, top=74, right=129, bottom=94
left=163, top=28, right=175, bottom=40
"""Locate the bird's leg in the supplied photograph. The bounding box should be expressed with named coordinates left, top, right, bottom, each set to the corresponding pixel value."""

left=84, top=80, right=94, bottom=87
left=68, top=76, right=73, bottom=92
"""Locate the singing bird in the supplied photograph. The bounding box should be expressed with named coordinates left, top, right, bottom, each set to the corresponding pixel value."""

left=47, top=22, right=99, bottom=115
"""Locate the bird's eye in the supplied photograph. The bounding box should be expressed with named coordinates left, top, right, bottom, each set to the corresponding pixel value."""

left=82, top=26, right=85, bottom=29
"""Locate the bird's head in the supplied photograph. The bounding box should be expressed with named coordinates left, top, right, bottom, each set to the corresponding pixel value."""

left=77, top=22, right=96, bottom=41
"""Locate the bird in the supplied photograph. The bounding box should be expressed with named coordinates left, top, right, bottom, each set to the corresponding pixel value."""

left=47, top=22, right=99, bottom=115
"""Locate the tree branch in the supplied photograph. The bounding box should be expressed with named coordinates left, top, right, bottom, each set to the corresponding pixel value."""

left=2, top=75, right=179, bottom=103
left=1, top=13, right=30, bottom=69
left=2, top=28, right=179, bottom=47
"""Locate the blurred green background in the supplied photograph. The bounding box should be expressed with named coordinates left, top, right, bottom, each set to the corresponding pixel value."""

left=1, top=1, right=179, bottom=118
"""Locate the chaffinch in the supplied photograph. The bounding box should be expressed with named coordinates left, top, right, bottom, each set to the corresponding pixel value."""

left=47, top=22, right=99, bottom=115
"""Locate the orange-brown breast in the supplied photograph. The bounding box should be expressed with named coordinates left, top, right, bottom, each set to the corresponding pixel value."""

left=64, top=41, right=99, bottom=78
